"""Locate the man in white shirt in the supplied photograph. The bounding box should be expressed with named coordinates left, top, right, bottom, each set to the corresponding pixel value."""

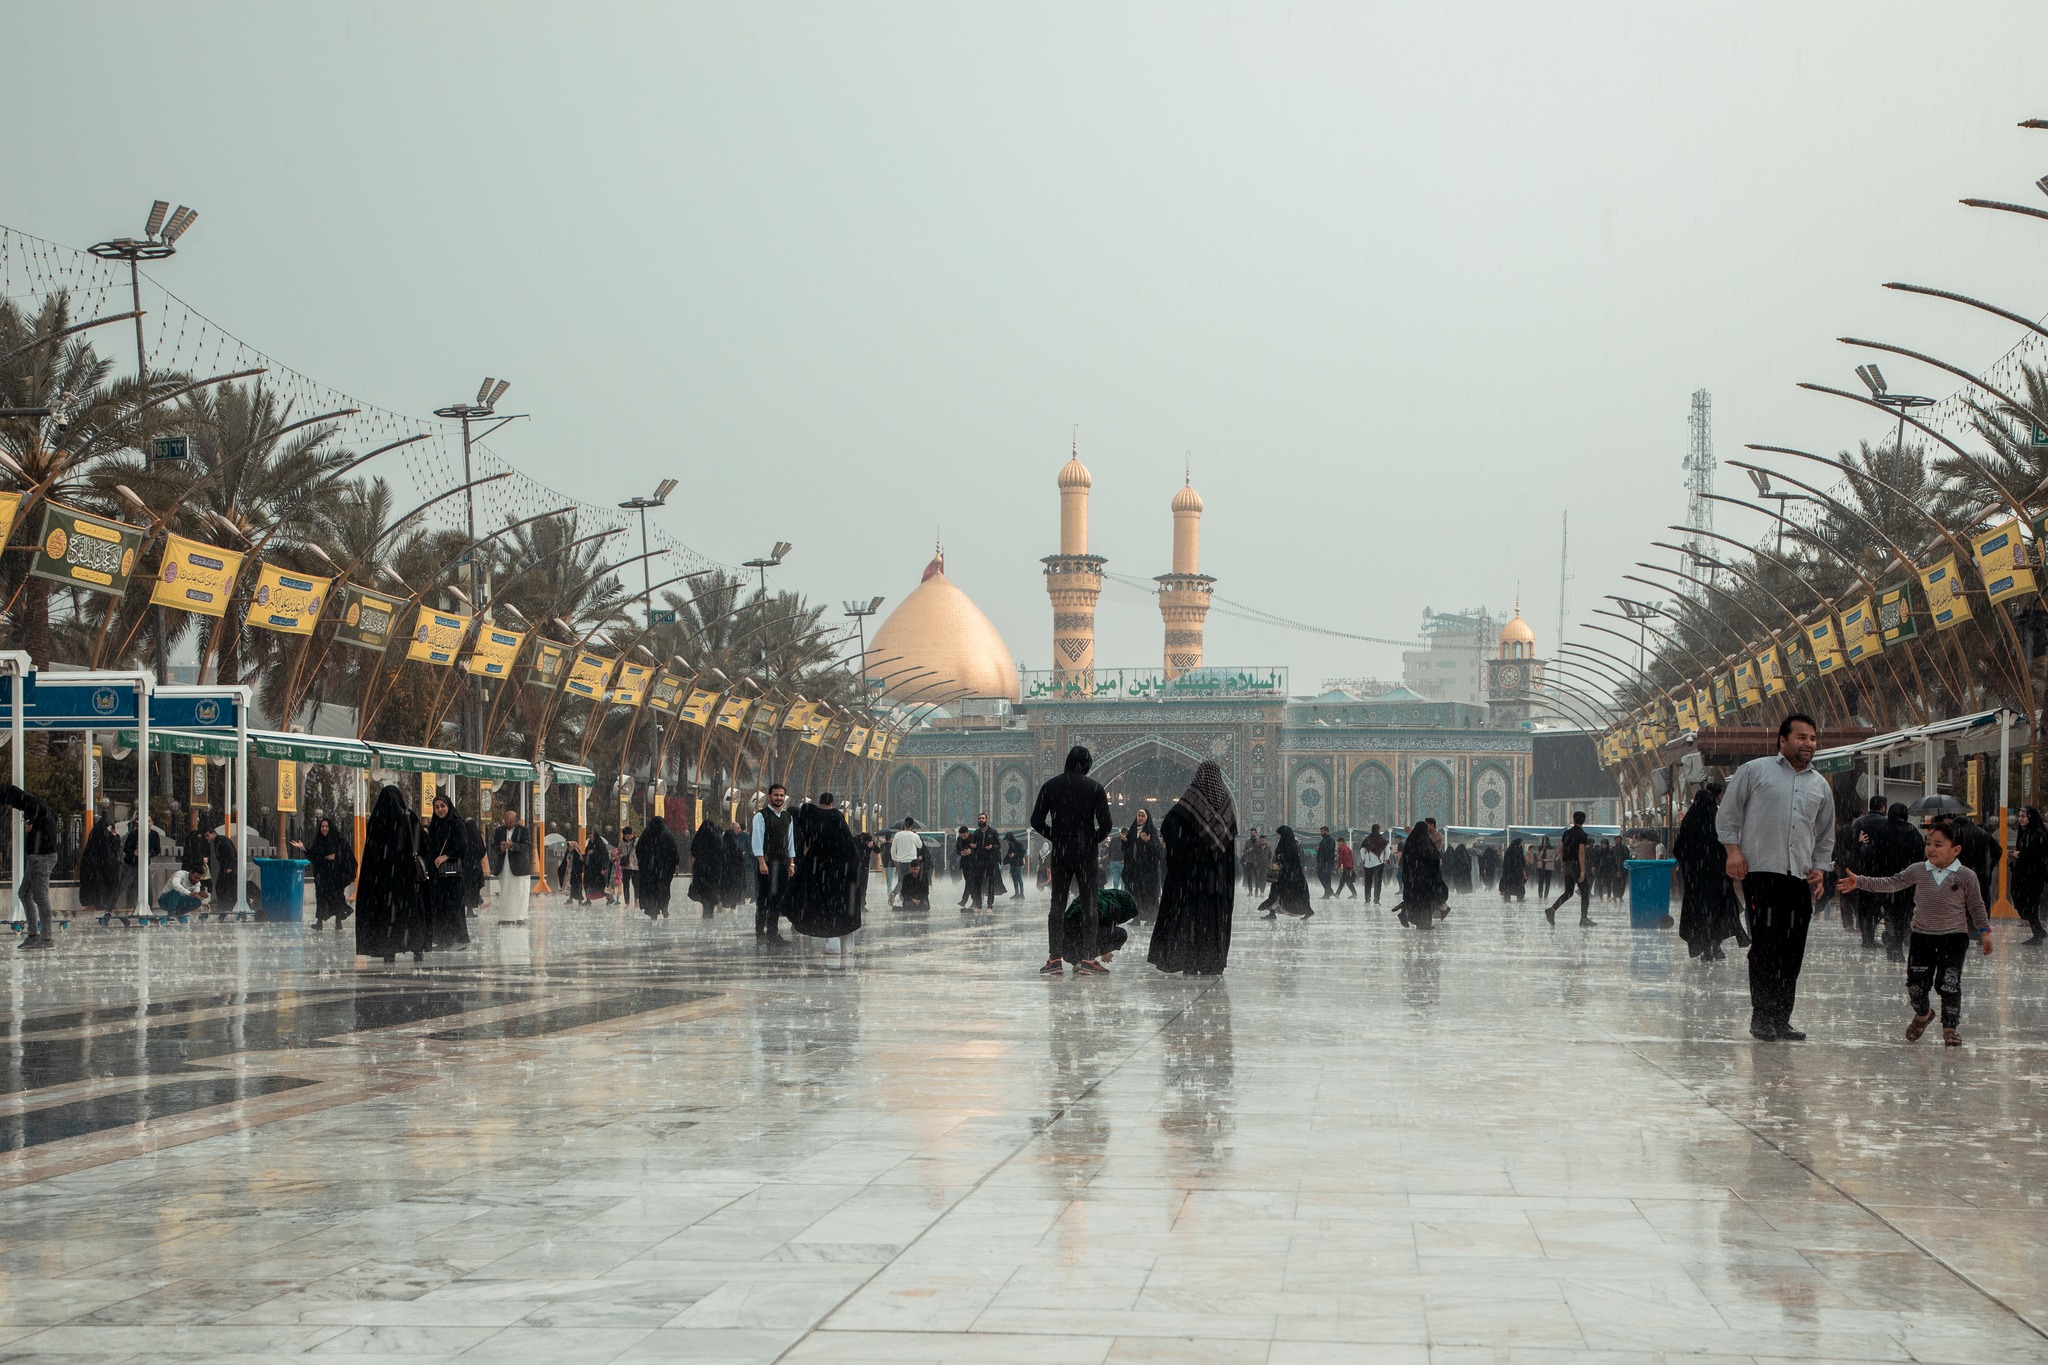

left=1717, top=713, right=1835, bottom=1042
left=887, top=819, right=923, bottom=906
left=750, top=784, right=796, bottom=938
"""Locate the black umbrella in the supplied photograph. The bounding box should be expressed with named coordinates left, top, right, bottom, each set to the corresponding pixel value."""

left=1906, top=794, right=1965, bottom=819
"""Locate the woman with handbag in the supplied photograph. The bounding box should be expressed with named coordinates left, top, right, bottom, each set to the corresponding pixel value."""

left=424, top=795, right=472, bottom=949
left=1257, top=825, right=1314, bottom=919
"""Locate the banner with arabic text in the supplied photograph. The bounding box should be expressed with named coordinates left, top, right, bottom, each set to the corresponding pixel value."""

left=246, top=564, right=332, bottom=635
left=150, top=534, right=244, bottom=617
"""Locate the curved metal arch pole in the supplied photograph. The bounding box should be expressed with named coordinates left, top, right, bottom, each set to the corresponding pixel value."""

left=1723, top=460, right=1965, bottom=710
left=1799, top=381, right=2039, bottom=541
left=1628, top=565, right=1801, bottom=724
left=1838, top=337, right=2048, bottom=435
left=1756, top=446, right=2032, bottom=712
left=1587, top=607, right=1726, bottom=722
left=1649, top=540, right=1859, bottom=726
left=1540, top=658, right=1626, bottom=711
left=1682, top=503, right=1926, bottom=728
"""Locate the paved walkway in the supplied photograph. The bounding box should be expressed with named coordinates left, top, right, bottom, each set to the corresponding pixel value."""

left=1, top=884, right=2044, bottom=1362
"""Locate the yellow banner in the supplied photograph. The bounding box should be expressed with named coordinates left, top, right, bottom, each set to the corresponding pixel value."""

left=782, top=700, right=815, bottom=731
left=1920, top=555, right=1973, bottom=630
left=1693, top=686, right=1713, bottom=726
left=1756, top=646, right=1788, bottom=698
left=1806, top=618, right=1845, bottom=674
left=190, top=754, right=209, bottom=810
left=421, top=771, right=436, bottom=807
left=1974, top=520, right=2036, bottom=607
left=0, top=491, right=19, bottom=548
left=150, top=534, right=244, bottom=618
left=803, top=711, right=830, bottom=746
left=886, top=732, right=901, bottom=758
left=866, top=729, right=887, bottom=759
left=564, top=650, right=615, bottom=700
left=407, top=608, right=471, bottom=665
left=610, top=661, right=652, bottom=706
left=246, top=564, right=333, bottom=635
left=276, top=759, right=299, bottom=814
left=679, top=688, right=721, bottom=726
left=714, top=695, right=751, bottom=731
left=1840, top=598, right=1882, bottom=663
left=1674, top=692, right=1698, bottom=733
left=466, top=623, right=526, bottom=678
left=1734, top=659, right=1764, bottom=707
left=845, top=724, right=871, bottom=754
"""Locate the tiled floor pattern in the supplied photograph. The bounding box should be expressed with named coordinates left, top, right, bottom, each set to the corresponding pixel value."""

left=1, top=884, right=2045, bottom=1363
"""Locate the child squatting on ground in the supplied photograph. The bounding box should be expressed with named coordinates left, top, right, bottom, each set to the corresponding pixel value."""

left=1838, top=815, right=1994, bottom=1047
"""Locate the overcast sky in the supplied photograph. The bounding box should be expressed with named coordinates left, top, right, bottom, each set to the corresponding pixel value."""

left=11, top=2, right=2048, bottom=692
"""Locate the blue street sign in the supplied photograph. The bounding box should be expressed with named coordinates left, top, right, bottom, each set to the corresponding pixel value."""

left=0, top=674, right=37, bottom=708
left=14, top=679, right=142, bottom=728
left=152, top=693, right=240, bottom=730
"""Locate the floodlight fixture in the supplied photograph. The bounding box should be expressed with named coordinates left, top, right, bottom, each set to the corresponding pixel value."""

left=1745, top=467, right=1772, bottom=496
left=2037, top=175, right=2048, bottom=200
left=477, top=377, right=496, bottom=407
left=161, top=207, right=197, bottom=243
left=654, top=477, right=678, bottom=502
left=145, top=201, right=169, bottom=237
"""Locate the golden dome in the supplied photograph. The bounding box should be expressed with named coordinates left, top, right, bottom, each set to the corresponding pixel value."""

left=869, top=558, right=1020, bottom=703
left=1058, top=454, right=1092, bottom=490
left=1499, top=613, right=1536, bottom=648
left=1171, top=482, right=1203, bottom=513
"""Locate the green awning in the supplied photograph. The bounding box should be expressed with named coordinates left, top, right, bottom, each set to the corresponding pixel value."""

left=251, top=730, right=375, bottom=768
left=120, top=728, right=236, bottom=758
left=366, top=741, right=534, bottom=782
left=546, top=761, right=597, bottom=787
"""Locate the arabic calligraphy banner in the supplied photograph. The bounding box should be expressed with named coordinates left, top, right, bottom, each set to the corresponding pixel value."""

left=150, top=534, right=244, bottom=618
left=246, top=564, right=332, bottom=635
left=30, top=505, right=143, bottom=597
left=466, top=624, right=525, bottom=678
left=1018, top=666, right=1288, bottom=701
left=407, top=609, right=471, bottom=666
left=334, top=585, right=399, bottom=652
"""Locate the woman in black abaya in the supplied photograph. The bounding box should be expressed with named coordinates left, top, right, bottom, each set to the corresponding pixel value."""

left=638, top=817, right=680, bottom=919
left=461, top=813, right=487, bottom=911
left=357, top=784, right=427, bottom=963
left=423, top=795, right=471, bottom=949
left=1498, top=837, right=1527, bottom=902
left=688, top=817, right=724, bottom=914
left=782, top=793, right=864, bottom=953
left=2011, top=805, right=2048, bottom=944
left=78, top=819, right=124, bottom=912
left=1147, top=760, right=1237, bottom=975
left=1674, top=785, right=1739, bottom=960
left=1121, top=807, right=1163, bottom=921
left=581, top=828, right=613, bottom=905
left=1396, top=820, right=1445, bottom=929
left=303, top=815, right=356, bottom=928
left=1257, top=825, right=1314, bottom=918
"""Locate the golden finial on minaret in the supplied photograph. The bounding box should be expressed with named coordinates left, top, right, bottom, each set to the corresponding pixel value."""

left=1157, top=461, right=1215, bottom=680
left=1044, top=433, right=1105, bottom=690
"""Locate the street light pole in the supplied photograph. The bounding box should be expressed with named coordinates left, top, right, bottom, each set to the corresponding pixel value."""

left=435, top=379, right=521, bottom=753
left=743, top=541, right=792, bottom=597
left=842, top=596, right=886, bottom=703
left=619, top=478, right=679, bottom=620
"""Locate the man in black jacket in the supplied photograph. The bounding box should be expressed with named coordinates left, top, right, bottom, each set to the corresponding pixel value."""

left=1315, top=826, right=1337, bottom=898
left=1030, top=745, right=1113, bottom=976
left=1, top=784, right=60, bottom=949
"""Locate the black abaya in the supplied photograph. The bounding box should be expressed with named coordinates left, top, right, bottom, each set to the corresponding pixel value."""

left=687, top=820, right=723, bottom=910
left=782, top=802, right=864, bottom=939
left=1257, top=826, right=1314, bottom=916
left=78, top=823, right=124, bottom=911
left=307, top=821, right=357, bottom=926
left=1498, top=841, right=1527, bottom=901
left=638, top=818, right=681, bottom=916
left=356, top=785, right=427, bottom=960
left=1121, top=814, right=1163, bottom=918
left=1148, top=802, right=1237, bottom=974
left=424, top=805, right=471, bottom=948
left=1673, top=790, right=1738, bottom=958
left=1397, top=823, right=1446, bottom=928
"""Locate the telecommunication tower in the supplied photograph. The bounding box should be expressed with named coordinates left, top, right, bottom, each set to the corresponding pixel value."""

left=1683, top=389, right=1714, bottom=580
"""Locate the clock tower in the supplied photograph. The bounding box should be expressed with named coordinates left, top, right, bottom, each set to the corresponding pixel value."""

left=1486, top=602, right=1545, bottom=726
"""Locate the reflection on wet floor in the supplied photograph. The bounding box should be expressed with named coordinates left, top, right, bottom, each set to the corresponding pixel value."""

left=0, top=889, right=2043, bottom=1361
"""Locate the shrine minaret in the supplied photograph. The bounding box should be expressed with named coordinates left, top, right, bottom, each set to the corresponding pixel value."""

left=1042, top=441, right=1106, bottom=689
left=1156, top=474, right=1215, bottom=679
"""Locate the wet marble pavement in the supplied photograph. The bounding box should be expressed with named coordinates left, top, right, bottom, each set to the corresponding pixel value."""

left=1, top=885, right=2045, bottom=1364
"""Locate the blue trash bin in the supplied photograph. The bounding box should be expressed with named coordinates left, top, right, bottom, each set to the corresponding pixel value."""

left=253, top=857, right=311, bottom=923
left=1624, top=858, right=1676, bottom=929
